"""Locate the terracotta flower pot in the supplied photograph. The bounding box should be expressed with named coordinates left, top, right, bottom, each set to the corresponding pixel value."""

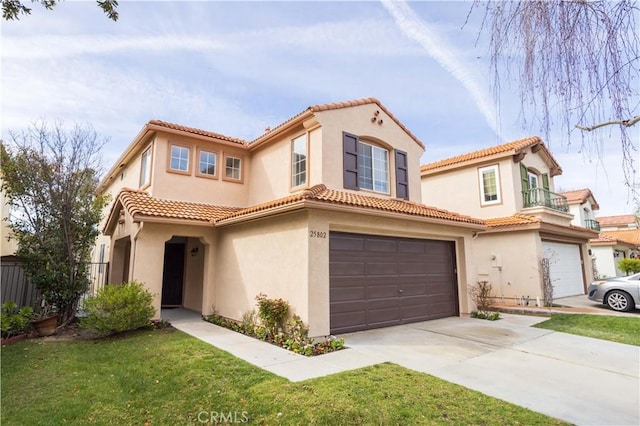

left=33, top=314, right=58, bottom=337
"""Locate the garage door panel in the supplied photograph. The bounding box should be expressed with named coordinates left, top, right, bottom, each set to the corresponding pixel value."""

left=400, top=284, right=428, bottom=296
left=366, top=238, right=397, bottom=253
left=330, top=236, right=365, bottom=252
left=330, top=261, right=365, bottom=277
left=330, top=286, right=365, bottom=302
left=399, top=240, right=426, bottom=254
left=365, top=261, right=399, bottom=276
left=330, top=232, right=458, bottom=334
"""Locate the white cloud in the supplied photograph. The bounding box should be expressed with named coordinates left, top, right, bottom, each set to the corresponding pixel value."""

left=380, top=0, right=501, bottom=140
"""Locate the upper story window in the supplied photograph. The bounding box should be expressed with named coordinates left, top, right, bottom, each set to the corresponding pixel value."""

left=528, top=171, right=539, bottom=189
left=479, top=164, right=501, bottom=205
left=291, top=134, right=307, bottom=188
left=358, top=142, right=389, bottom=193
left=342, top=132, right=408, bottom=199
left=139, top=147, right=152, bottom=187
left=224, top=154, right=242, bottom=181
left=198, top=149, right=217, bottom=178
left=169, top=145, right=190, bottom=173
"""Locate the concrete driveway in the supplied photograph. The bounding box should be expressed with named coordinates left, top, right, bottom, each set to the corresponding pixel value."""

left=328, top=315, right=639, bottom=426
left=169, top=310, right=639, bottom=426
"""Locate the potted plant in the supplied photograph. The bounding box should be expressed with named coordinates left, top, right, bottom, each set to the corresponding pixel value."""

left=32, top=303, right=58, bottom=337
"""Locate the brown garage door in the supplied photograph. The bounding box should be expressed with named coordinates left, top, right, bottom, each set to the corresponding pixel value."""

left=330, top=232, right=458, bottom=334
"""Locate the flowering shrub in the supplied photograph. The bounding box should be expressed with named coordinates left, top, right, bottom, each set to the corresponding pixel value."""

left=205, top=295, right=345, bottom=356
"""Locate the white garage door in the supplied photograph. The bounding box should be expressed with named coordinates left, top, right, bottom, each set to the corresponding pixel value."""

left=542, top=241, right=584, bottom=298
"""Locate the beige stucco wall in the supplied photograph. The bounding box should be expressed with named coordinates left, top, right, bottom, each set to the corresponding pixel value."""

left=315, top=105, right=425, bottom=203
left=422, top=157, right=519, bottom=219
left=473, top=231, right=545, bottom=302
left=151, top=133, right=249, bottom=207
left=1, top=184, right=18, bottom=256
left=592, top=246, right=618, bottom=278
left=214, top=211, right=310, bottom=328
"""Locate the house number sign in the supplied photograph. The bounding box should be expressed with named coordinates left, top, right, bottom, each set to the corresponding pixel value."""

left=309, top=230, right=327, bottom=238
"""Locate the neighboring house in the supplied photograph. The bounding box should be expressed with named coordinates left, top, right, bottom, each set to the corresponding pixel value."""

left=96, top=98, right=486, bottom=337
left=596, top=214, right=639, bottom=231
left=559, top=189, right=601, bottom=231
left=1, top=176, right=18, bottom=257
left=590, top=214, right=640, bottom=277
left=420, top=137, right=598, bottom=303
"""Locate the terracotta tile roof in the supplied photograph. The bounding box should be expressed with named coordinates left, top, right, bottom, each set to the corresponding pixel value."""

left=485, top=214, right=542, bottom=228
left=559, top=189, right=599, bottom=209
left=220, top=184, right=484, bottom=225
left=251, top=98, right=425, bottom=149
left=108, top=185, right=485, bottom=229
left=600, top=229, right=640, bottom=246
left=420, top=136, right=561, bottom=175
left=596, top=214, right=638, bottom=227
left=118, top=189, right=242, bottom=223
left=148, top=120, right=247, bottom=146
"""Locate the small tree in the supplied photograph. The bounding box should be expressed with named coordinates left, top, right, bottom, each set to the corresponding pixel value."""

left=1, top=122, right=109, bottom=326
left=468, top=280, right=494, bottom=313
left=617, top=258, right=640, bottom=275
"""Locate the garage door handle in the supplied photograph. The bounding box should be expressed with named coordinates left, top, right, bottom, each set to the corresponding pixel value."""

left=398, top=289, right=404, bottom=293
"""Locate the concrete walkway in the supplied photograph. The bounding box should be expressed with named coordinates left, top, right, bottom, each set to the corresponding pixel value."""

left=164, top=309, right=640, bottom=426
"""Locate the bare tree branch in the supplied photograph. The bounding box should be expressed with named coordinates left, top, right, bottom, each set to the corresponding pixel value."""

left=576, top=116, right=640, bottom=131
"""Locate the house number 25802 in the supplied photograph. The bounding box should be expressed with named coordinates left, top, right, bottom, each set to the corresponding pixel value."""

left=309, top=231, right=327, bottom=239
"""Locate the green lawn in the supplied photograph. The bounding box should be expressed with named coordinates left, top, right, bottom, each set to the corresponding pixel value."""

left=534, top=314, right=640, bottom=346
left=1, top=328, right=565, bottom=425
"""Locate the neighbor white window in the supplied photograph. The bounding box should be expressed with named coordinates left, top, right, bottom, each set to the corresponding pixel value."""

left=225, top=155, right=242, bottom=180
left=139, top=147, right=152, bottom=187
left=170, top=145, right=190, bottom=172
left=358, top=142, right=389, bottom=193
left=199, top=150, right=217, bottom=177
left=291, top=134, right=307, bottom=188
left=479, top=165, right=501, bottom=205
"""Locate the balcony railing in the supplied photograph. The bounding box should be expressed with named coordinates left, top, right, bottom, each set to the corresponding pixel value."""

left=522, top=188, right=569, bottom=213
left=584, top=219, right=601, bottom=231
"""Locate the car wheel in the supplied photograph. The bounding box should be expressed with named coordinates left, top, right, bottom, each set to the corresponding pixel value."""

left=605, top=290, right=633, bottom=312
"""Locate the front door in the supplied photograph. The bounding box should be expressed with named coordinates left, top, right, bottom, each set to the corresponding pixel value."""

left=161, top=242, right=185, bottom=307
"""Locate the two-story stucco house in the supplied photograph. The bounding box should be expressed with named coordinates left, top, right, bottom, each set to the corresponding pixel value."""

left=420, top=137, right=598, bottom=303
left=96, top=98, right=486, bottom=337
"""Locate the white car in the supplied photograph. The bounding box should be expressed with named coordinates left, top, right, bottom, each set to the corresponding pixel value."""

left=587, top=273, right=640, bottom=312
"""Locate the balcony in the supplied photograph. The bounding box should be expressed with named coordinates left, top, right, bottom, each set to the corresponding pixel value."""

left=522, top=188, right=569, bottom=213
left=584, top=219, right=601, bottom=231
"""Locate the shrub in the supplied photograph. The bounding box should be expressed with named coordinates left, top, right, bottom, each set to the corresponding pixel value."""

left=471, top=311, right=501, bottom=321
left=469, top=281, right=494, bottom=312
left=255, top=293, right=289, bottom=335
left=617, top=258, right=640, bottom=275
left=81, top=281, right=155, bottom=335
left=1, top=301, right=33, bottom=338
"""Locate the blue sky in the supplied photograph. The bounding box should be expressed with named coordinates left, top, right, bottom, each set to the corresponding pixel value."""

left=1, top=0, right=638, bottom=216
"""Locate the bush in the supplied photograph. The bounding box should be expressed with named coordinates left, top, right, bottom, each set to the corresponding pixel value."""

left=255, top=293, right=289, bottom=335
left=81, top=281, right=155, bottom=335
left=617, top=258, right=640, bottom=275
left=1, top=301, right=33, bottom=338
left=469, top=280, right=494, bottom=312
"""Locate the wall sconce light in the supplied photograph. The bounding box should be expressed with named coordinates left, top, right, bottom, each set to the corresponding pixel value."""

left=191, top=247, right=199, bottom=257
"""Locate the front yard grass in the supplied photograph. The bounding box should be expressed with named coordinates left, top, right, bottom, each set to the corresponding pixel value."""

left=1, top=328, right=566, bottom=425
left=534, top=314, right=640, bottom=346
